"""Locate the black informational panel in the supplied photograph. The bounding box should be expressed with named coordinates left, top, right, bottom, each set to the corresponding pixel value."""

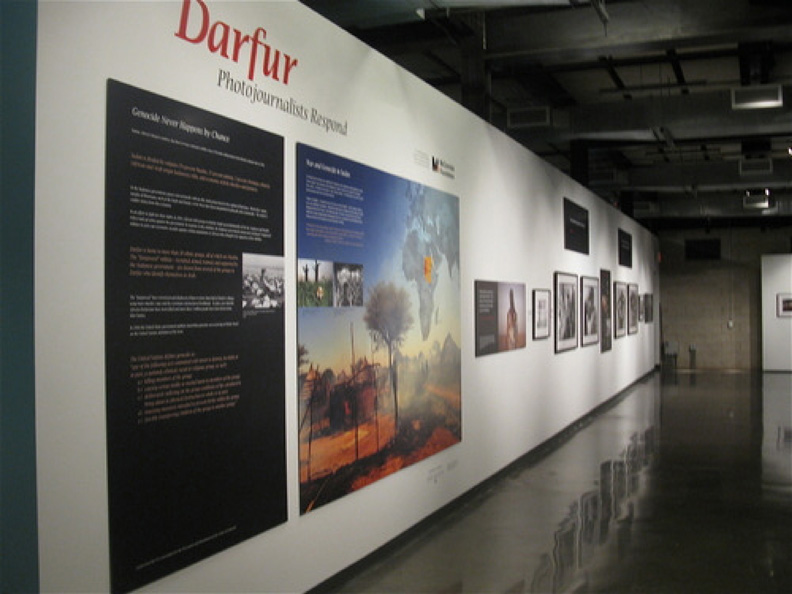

left=564, top=198, right=589, bottom=255
left=475, top=280, right=499, bottom=356
left=105, top=80, right=287, bottom=593
left=618, top=228, right=632, bottom=268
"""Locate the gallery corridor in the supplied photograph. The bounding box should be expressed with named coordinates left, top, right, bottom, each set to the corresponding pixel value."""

left=320, top=370, right=792, bottom=594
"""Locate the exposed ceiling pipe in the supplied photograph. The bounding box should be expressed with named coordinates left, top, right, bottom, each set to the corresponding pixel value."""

left=591, top=0, right=609, bottom=30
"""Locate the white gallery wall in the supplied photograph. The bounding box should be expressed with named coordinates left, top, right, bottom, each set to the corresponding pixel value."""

left=34, top=1, right=659, bottom=592
left=761, top=255, right=792, bottom=371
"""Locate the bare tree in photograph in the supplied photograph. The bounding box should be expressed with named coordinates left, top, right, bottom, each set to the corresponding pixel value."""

left=364, top=282, right=413, bottom=433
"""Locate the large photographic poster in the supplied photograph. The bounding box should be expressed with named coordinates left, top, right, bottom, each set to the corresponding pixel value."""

left=296, top=143, right=461, bottom=514
left=105, top=80, right=287, bottom=593
left=475, top=281, right=527, bottom=356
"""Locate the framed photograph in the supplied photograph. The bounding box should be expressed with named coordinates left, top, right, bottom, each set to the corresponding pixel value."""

left=580, top=276, right=599, bottom=347
left=600, top=269, right=612, bottom=352
left=777, top=293, right=792, bottom=317
left=628, top=283, right=639, bottom=334
left=475, top=280, right=527, bottom=356
left=499, top=282, right=527, bottom=351
left=554, top=272, right=578, bottom=353
left=614, top=281, right=627, bottom=338
left=532, top=289, right=551, bottom=340
left=644, top=293, right=654, bottom=323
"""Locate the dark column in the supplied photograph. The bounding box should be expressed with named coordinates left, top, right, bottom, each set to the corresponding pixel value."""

left=570, top=140, right=590, bottom=187
left=459, top=15, right=490, bottom=121
left=1, top=0, right=40, bottom=592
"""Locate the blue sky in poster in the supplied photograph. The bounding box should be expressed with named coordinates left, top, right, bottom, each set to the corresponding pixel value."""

left=297, top=144, right=460, bottom=372
left=297, top=144, right=408, bottom=284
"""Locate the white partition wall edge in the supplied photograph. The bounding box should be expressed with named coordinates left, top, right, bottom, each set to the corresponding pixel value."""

left=761, top=255, right=792, bottom=371
left=34, top=2, right=660, bottom=592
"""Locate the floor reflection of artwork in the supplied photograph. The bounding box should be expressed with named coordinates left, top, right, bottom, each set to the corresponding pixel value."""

left=552, top=510, right=579, bottom=593
left=531, top=427, right=656, bottom=593
left=297, top=144, right=461, bottom=514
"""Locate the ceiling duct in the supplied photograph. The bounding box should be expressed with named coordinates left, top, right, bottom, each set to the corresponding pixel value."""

left=743, top=189, right=772, bottom=209
left=739, top=138, right=772, bottom=176
left=591, top=0, right=609, bottom=26
left=507, top=106, right=551, bottom=129
left=739, top=157, right=773, bottom=176
left=731, top=84, right=783, bottom=109
left=633, top=201, right=659, bottom=217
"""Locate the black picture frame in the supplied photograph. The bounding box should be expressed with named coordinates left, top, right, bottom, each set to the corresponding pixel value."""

left=614, top=281, right=627, bottom=338
left=532, top=289, right=551, bottom=340
left=777, top=293, right=792, bottom=317
left=644, top=293, right=654, bottom=323
left=628, top=283, right=639, bottom=334
left=554, top=272, right=578, bottom=353
left=600, top=269, right=612, bottom=352
left=580, top=276, right=599, bottom=347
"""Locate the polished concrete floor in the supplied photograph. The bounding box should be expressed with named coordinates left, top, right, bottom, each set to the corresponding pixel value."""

left=324, top=370, right=792, bottom=593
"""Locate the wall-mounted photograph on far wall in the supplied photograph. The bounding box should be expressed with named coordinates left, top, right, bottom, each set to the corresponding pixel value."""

left=643, top=293, right=654, bottom=323
left=618, top=228, right=632, bottom=268
left=296, top=143, right=461, bottom=515
left=600, top=270, right=612, bottom=352
left=777, top=293, right=792, bottom=317
left=628, top=283, right=640, bottom=334
left=614, top=281, right=627, bottom=338
left=475, top=281, right=527, bottom=355
left=532, top=289, right=551, bottom=340
left=580, top=276, right=600, bottom=347
left=555, top=272, right=578, bottom=352
left=564, top=198, right=589, bottom=255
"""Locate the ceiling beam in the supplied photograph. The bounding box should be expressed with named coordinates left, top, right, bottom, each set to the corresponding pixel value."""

left=485, top=0, right=792, bottom=64
left=510, top=85, right=792, bottom=145
left=622, top=158, right=792, bottom=193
